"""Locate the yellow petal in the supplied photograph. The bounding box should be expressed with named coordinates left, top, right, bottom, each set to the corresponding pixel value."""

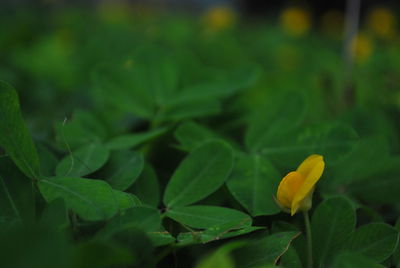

left=291, top=159, right=325, bottom=215
left=281, top=7, right=311, bottom=36
left=296, top=154, right=323, bottom=178
left=203, top=5, right=235, bottom=31
left=277, top=171, right=305, bottom=209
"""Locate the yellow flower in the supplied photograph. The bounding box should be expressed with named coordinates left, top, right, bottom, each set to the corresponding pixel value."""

left=276, top=155, right=325, bottom=216
left=367, top=7, right=396, bottom=39
left=203, top=5, right=236, bottom=32
left=280, top=7, right=311, bottom=37
left=97, top=2, right=132, bottom=25
left=351, top=33, right=373, bottom=63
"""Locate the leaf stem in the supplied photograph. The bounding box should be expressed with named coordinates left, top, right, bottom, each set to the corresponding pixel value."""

left=71, top=212, right=78, bottom=232
left=31, top=179, right=37, bottom=219
left=0, top=175, right=21, bottom=220
left=303, top=211, right=313, bottom=268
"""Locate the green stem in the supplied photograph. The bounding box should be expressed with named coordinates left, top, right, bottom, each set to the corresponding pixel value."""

left=0, top=175, right=21, bottom=220
left=71, top=212, right=78, bottom=232
left=31, top=179, right=37, bottom=220
left=303, top=211, right=313, bottom=268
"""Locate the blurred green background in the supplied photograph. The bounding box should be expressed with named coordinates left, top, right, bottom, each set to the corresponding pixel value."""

left=2, top=0, right=400, bottom=132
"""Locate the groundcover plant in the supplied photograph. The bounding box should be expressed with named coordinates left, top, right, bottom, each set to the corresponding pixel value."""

left=1, top=4, right=400, bottom=268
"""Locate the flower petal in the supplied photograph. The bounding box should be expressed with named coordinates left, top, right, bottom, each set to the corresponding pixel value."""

left=296, top=154, right=323, bottom=178
left=277, top=171, right=305, bottom=209
left=291, top=159, right=325, bottom=215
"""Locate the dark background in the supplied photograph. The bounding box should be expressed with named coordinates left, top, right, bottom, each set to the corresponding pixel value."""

left=1, top=0, right=399, bottom=16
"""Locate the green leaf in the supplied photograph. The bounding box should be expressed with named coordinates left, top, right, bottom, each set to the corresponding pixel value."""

left=145, top=52, right=179, bottom=105
left=37, top=144, right=58, bottom=177
left=245, top=90, right=306, bottom=153
left=392, top=218, right=400, bottom=267
left=174, top=121, right=217, bottom=151
left=165, top=205, right=251, bottom=229
left=164, top=82, right=240, bottom=107
left=129, top=163, right=160, bottom=207
left=311, top=196, right=356, bottom=267
left=147, top=231, right=175, bottom=247
left=158, top=65, right=258, bottom=122
left=163, top=140, right=234, bottom=208
left=201, top=224, right=262, bottom=244
left=105, top=127, right=167, bottom=150
left=226, top=154, right=281, bottom=216
left=164, top=65, right=258, bottom=107
left=0, top=158, right=36, bottom=222
left=92, top=63, right=156, bottom=118
left=280, top=246, right=303, bottom=268
left=331, top=253, right=386, bottom=268
left=38, top=177, right=119, bottom=221
left=177, top=225, right=263, bottom=246
left=327, top=136, right=389, bottom=188
left=162, top=99, right=221, bottom=121
left=195, top=249, right=235, bottom=268
left=195, top=241, right=246, bottom=268
left=55, top=110, right=107, bottom=150
left=113, top=191, right=142, bottom=210
left=96, top=207, right=162, bottom=239
left=343, top=223, right=399, bottom=262
left=347, top=157, right=400, bottom=204
left=56, top=142, right=110, bottom=177
left=0, top=175, right=22, bottom=222
left=233, top=231, right=300, bottom=267
left=226, top=65, right=261, bottom=89
left=263, top=123, right=358, bottom=168
left=102, top=150, right=144, bottom=191
left=0, top=81, right=40, bottom=179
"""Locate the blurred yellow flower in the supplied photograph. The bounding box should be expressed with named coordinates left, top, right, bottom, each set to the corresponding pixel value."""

left=203, top=5, right=235, bottom=32
left=276, top=155, right=325, bottom=216
left=280, top=7, right=311, bottom=36
left=367, top=7, right=396, bottom=39
left=97, top=2, right=132, bottom=24
left=351, top=33, right=373, bottom=63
